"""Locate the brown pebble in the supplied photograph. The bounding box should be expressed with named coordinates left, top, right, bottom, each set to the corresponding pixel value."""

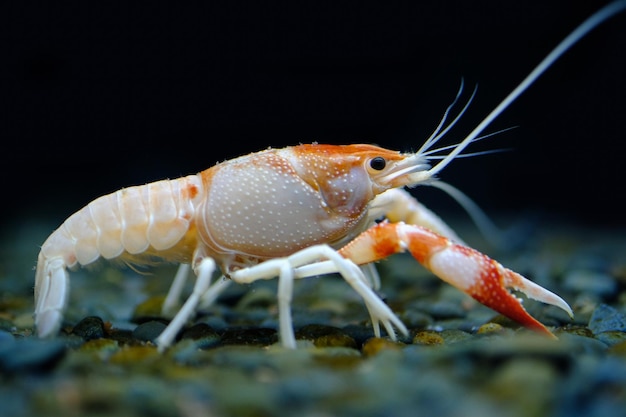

left=412, top=330, right=444, bottom=346
left=362, top=337, right=404, bottom=356
left=476, top=322, right=505, bottom=335
left=313, top=333, right=357, bottom=349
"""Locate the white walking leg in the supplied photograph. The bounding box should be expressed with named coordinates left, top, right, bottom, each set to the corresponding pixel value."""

left=198, top=275, right=232, bottom=310
left=230, top=244, right=407, bottom=348
left=277, top=263, right=296, bottom=348
left=162, top=263, right=191, bottom=317
left=155, top=257, right=216, bottom=352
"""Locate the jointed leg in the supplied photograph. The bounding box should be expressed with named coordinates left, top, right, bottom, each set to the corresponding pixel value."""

left=230, top=244, right=408, bottom=348
left=277, top=263, right=295, bottom=348
left=198, top=276, right=232, bottom=310
left=162, top=263, right=191, bottom=317
left=155, top=257, right=216, bottom=352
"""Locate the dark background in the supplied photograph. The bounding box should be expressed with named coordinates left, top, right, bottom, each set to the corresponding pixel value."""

left=2, top=1, right=626, bottom=242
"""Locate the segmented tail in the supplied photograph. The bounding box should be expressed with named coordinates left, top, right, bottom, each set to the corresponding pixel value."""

left=34, top=253, right=69, bottom=337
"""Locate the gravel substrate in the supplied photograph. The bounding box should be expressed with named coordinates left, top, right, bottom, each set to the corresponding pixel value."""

left=1, top=219, right=625, bottom=417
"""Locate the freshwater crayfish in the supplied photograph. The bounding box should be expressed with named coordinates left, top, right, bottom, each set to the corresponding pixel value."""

left=33, top=2, right=626, bottom=352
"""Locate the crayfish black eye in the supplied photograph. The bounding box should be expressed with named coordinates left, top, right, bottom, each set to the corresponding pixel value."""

left=369, top=157, right=386, bottom=171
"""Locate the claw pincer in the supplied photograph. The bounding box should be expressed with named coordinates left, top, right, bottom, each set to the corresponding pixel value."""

left=339, top=221, right=573, bottom=337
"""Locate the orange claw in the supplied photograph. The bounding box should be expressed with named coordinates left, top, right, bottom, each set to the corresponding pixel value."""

left=339, top=221, right=573, bottom=338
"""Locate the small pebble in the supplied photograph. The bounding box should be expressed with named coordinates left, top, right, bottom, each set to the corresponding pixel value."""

left=312, top=333, right=357, bottom=349
left=71, top=316, right=106, bottom=341
left=169, top=339, right=211, bottom=365
left=595, top=331, right=626, bottom=347
left=362, top=337, right=404, bottom=356
left=0, top=338, right=66, bottom=374
left=107, top=328, right=136, bottom=346
left=438, top=329, right=473, bottom=345
left=412, top=330, right=444, bottom=346
left=558, top=332, right=609, bottom=356
left=341, top=324, right=377, bottom=346
left=296, top=324, right=356, bottom=348
left=132, top=321, right=168, bottom=343
left=180, top=323, right=221, bottom=349
left=476, top=322, right=505, bottom=335
left=588, top=304, right=626, bottom=334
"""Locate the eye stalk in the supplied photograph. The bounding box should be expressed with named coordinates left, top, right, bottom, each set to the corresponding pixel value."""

left=369, top=156, right=386, bottom=171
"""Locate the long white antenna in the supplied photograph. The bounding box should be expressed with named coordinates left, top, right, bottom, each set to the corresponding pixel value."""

left=428, top=1, right=626, bottom=177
